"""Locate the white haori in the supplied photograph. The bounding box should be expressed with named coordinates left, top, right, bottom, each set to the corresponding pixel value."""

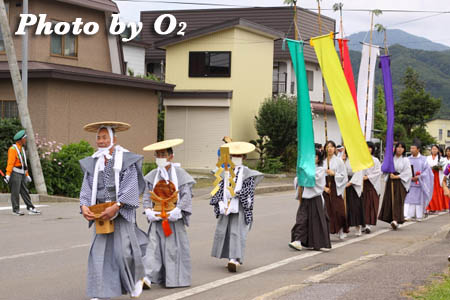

left=321, top=155, right=348, bottom=197
left=427, top=155, right=444, bottom=186
left=344, top=158, right=364, bottom=197
left=384, top=155, right=412, bottom=192
left=363, top=156, right=382, bottom=195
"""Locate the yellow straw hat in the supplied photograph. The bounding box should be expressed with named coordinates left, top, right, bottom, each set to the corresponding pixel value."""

left=143, top=139, right=184, bottom=151
left=83, top=121, right=131, bottom=133
left=221, top=142, right=255, bottom=155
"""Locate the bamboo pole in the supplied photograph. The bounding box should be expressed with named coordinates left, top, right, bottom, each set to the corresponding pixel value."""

left=0, top=0, right=47, bottom=194
left=363, top=12, right=375, bottom=140
left=317, top=1, right=328, bottom=142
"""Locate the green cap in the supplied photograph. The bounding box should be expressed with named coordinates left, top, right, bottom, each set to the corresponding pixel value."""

left=13, top=130, right=26, bottom=141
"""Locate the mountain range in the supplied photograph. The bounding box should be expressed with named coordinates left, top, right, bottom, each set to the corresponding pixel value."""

left=346, top=30, right=450, bottom=118
left=346, top=29, right=450, bottom=52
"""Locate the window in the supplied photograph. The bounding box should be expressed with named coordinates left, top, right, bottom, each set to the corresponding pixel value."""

left=439, top=129, right=443, bottom=141
left=447, top=130, right=450, bottom=138
left=306, top=70, right=314, bottom=91
left=0, top=100, right=18, bottom=118
left=189, top=51, right=231, bottom=77
left=0, top=3, right=10, bottom=53
left=50, top=21, right=77, bottom=57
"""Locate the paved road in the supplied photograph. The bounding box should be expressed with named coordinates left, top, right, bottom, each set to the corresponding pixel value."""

left=0, top=191, right=449, bottom=300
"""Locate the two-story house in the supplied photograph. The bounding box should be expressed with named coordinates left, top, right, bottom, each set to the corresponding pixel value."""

left=0, top=0, right=174, bottom=159
left=154, top=18, right=283, bottom=169
left=140, top=6, right=342, bottom=146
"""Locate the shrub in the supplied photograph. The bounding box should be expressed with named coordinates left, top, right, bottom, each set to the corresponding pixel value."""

left=142, top=162, right=157, bottom=176
left=255, top=95, right=297, bottom=164
left=34, top=140, right=94, bottom=198
left=257, top=157, right=284, bottom=174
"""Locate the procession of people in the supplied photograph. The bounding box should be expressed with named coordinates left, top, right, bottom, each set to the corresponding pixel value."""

left=4, top=124, right=449, bottom=300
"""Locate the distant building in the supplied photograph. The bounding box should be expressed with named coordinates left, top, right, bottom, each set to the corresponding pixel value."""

left=426, top=117, right=450, bottom=147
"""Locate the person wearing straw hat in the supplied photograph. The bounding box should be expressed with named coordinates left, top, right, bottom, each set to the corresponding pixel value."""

left=79, top=121, right=149, bottom=300
left=5, top=129, right=40, bottom=216
left=210, top=141, right=264, bottom=272
left=142, top=139, right=195, bottom=288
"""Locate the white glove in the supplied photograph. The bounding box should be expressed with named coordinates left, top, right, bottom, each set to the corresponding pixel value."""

left=218, top=201, right=226, bottom=215
left=145, top=208, right=161, bottom=222
left=5, top=175, right=10, bottom=183
left=168, top=207, right=182, bottom=222
left=26, top=176, right=32, bottom=183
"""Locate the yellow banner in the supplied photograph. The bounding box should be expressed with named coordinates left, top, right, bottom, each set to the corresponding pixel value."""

left=311, top=33, right=373, bottom=171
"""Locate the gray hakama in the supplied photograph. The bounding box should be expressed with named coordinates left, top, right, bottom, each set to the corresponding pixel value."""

left=87, top=216, right=148, bottom=298
left=210, top=166, right=263, bottom=263
left=79, top=150, right=147, bottom=299
left=144, top=219, right=191, bottom=287
left=211, top=205, right=250, bottom=262
left=143, top=166, right=195, bottom=287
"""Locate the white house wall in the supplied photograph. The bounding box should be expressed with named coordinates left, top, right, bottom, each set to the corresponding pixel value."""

left=313, top=112, right=341, bottom=145
left=123, top=45, right=146, bottom=76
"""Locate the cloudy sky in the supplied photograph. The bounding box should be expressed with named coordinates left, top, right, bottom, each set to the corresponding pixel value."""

left=115, top=0, right=450, bottom=47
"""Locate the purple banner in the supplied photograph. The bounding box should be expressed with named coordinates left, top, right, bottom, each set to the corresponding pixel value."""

left=379, top=55, right=395, bottom=173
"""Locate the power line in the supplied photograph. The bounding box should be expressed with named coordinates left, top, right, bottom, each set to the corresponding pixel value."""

left=113, top=0, right=253, bottom=7
left=113, top=1, right=450, bottom=13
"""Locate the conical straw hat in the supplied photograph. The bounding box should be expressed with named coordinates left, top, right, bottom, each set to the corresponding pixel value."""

left=83, top=121, right=131, bottom=133
left=143, top=139, right=184, bottom=151
left=221, top=142, right=255, bottom=155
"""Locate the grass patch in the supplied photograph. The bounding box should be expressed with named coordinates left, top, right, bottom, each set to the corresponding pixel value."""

left=406, top=271, right=450, bottom=300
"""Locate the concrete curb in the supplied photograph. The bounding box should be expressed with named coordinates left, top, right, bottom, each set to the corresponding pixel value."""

left=0, top=184, right=295, bottom=204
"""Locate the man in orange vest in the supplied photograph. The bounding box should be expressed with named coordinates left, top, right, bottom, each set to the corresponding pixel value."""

left=5, top=129, right=40, bottom=216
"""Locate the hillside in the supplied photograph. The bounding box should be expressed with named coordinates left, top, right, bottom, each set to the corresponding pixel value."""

left=348, top=44, right=450, bottom=117
left=347, top=29, right=450, bottom=52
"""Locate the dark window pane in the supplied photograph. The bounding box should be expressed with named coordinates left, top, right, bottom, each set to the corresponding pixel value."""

left=189, top=52, right=207, bottom=77
left=1, top=101, right=18, bottom=119
left=64, top=34, right=76, bottom=56
left=51, top=34, right=62, bottom=55
left=306, top=70, right=314, bottom=91
left=208, top=52, right=230, bottom=76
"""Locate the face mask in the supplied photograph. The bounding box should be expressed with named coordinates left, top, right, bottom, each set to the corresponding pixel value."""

left=232, top=156, right=243, bottom=166
left=156, top=158, right=170, bottom=168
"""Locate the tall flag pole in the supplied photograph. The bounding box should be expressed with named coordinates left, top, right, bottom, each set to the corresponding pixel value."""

left=334, top=2, right=358, bottom=116
left=311, top=33, right=374, bottom=172
left=287, top=39, right=316, bottom=187
left=357, top=10, right=382, bottom=140
left=317, top=0, right=328, bottom=142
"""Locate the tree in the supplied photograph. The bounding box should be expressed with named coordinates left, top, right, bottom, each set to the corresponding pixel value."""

left=396, top=67, right=441, bottom=136
left=373, top=85, right=387, bottom=139
left=255, top=94, right=297, bottom=164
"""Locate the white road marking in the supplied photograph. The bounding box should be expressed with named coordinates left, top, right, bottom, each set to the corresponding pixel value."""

left=155, top=213, right=446, bottom=300
left=0, top=244, right=89, bottom=261
left=0, top=204, right=48, bottom=211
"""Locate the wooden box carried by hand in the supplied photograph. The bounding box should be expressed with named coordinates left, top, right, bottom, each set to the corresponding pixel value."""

left=89, top=202, right=116, bottom=234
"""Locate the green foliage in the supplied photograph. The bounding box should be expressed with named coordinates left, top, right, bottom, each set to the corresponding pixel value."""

left=409, top=127, right=436, bottom=150
left=257, top=157, right=284, bottom=174
left=350, top=44, right=450, bottom=117
left=396, top=67, right=441, bottom=136
left=255, top=94, right=297, bottom=164
left=142, top=162, right=157, bottom=176
left=374, top=85, right=387, bottom=139
left=39, top=141, right=94, bottom=198
left=249, top=136, right=268, bottom=167
left=158, top=109, right=165, bottom=142
left=0, top=118, right=23, bottom=192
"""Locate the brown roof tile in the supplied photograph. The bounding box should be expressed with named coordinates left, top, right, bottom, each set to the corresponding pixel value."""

left=56, top=0, right=119, bottom=13
left=141, top=6, right=335, bottom=63
left=0, top=61, right=174, bottom=92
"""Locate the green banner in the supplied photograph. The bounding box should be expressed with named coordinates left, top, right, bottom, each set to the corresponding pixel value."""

left=287, top=39, right=315, bottom=187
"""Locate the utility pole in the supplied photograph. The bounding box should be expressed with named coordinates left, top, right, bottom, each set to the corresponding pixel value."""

left=22, top=0, right=28, bottom=104
left=0, top=0, right=47, bottom=194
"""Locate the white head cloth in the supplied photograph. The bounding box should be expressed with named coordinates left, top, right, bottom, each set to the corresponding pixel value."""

left=153, top=159, right=181, bottom=191
left=90, top=126, right=129, bottom=206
